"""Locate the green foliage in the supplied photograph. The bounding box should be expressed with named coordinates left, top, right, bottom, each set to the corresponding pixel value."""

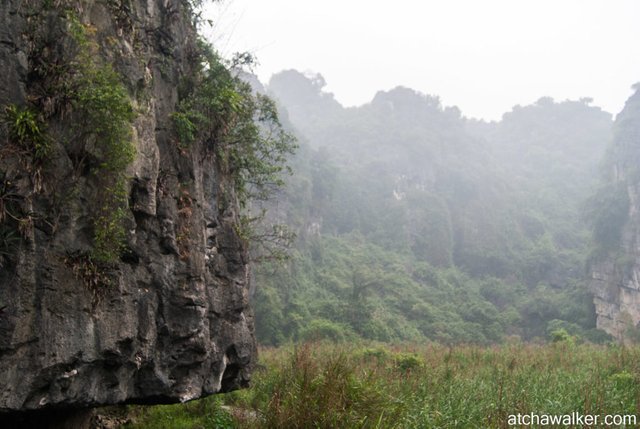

left=126, top=396, right=235, bottom=429
left=172, top=111, right=198, bottom=148
left=609, top=370, right=635, bottom=389
left=253, top=235, right=510, bottom=345
left=3, top=104, right=50, bottom=161
left=175, top=46, right=296, bottom=207
left=244, top=344, right=402, bottom=428
left=394, top=352, right=424, bottom=372
left=72, top=64, right=136, bottom=172
left=359, top=347, right=391, bottom=363
left=298, top=318, right=355, bottom=343
left=251, top=71, right=613, bottom=346
left=549, top=328, right=575, bottom=344
left=65, top=12, right=136, bottom=263
left=173, top=43, right=296, bottom=260
left=92, top=183, right=130, bottom=263
left=66, top=12, right=136, bottom=168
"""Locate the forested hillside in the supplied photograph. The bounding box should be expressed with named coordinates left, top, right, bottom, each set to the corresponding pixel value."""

left=252, top=70, right=613, bottom=345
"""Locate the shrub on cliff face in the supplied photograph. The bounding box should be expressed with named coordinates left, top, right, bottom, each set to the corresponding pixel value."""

left=3, top=105, right=50, bottom=162
left=173, top=43, right=297, bottom=259
left=65, top=12, right=136, bottom=263
left=174, top=46, right=296, bottom=207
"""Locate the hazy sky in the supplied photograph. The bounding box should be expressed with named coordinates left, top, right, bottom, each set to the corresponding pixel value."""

left=203, top=0, right=640, bottom=121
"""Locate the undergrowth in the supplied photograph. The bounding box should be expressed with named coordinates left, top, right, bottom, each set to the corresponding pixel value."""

left=125, top=341, right=640, bottom=428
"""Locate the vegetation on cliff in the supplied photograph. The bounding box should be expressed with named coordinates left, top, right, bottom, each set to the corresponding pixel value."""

left=0, top=0, right=277, bottom=415
left=587, top=85, right=640, bottom=341
left=0, top=0, right=295, bottom=271
left=249, top=71, right=612, bottom=345
left=587, top=86, right=640, bottom=255
left=172, top=46, right=296, bottom=262
left=1, top=5, right=137, bottom=267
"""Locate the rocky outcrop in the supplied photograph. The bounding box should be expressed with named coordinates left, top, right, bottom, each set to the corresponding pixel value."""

left=590, top=85, right=640, bottom=341
left=0, top=0, right=255, bottom=419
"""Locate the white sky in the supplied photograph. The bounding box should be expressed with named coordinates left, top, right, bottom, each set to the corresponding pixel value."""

left=202, top=0, right=640, bottom=121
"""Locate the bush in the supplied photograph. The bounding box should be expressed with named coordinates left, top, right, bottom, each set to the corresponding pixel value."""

left=549, top=328, right=575, bottom=345
left=394, top=352, right=424, bottom=372
left=3, top=104, right=50, bottom=161
left=255, top=344, right=400, bottom=428
left=299, top=319, right=355, bottom=343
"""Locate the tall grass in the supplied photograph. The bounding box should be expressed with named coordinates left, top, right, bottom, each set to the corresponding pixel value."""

left=126, top=341, right=640, bottom=428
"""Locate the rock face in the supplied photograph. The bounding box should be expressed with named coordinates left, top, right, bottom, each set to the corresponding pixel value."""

left=591, top=85, right=640, bottom=341
left=0, top=0, right=255, bottom=418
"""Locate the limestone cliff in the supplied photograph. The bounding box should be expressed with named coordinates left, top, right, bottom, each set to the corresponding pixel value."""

left=590, top=85, right=640, bottom=341
left=0, top=0, right=256, bottom=418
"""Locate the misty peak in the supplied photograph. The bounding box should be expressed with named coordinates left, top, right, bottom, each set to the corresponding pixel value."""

left=371, top=86, right=442, bottom=113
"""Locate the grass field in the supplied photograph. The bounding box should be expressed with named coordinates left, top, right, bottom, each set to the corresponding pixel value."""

left=125, top=341, right=640, bottom=428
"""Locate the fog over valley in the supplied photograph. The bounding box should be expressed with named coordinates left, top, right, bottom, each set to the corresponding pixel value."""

left=2, top=1, right=640, bottom=426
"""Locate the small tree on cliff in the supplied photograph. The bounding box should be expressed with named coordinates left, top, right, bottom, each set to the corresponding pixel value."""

left=173, top=41, right=297, bottom=261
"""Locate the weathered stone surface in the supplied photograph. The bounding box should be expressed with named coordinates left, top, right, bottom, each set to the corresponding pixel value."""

left=590, top=86, right=640, bottom=341
left=0, top=0, right=256, bottom=419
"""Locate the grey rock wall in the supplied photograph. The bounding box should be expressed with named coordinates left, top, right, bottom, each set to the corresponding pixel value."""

left=0, top=0, right=255, bottom=416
